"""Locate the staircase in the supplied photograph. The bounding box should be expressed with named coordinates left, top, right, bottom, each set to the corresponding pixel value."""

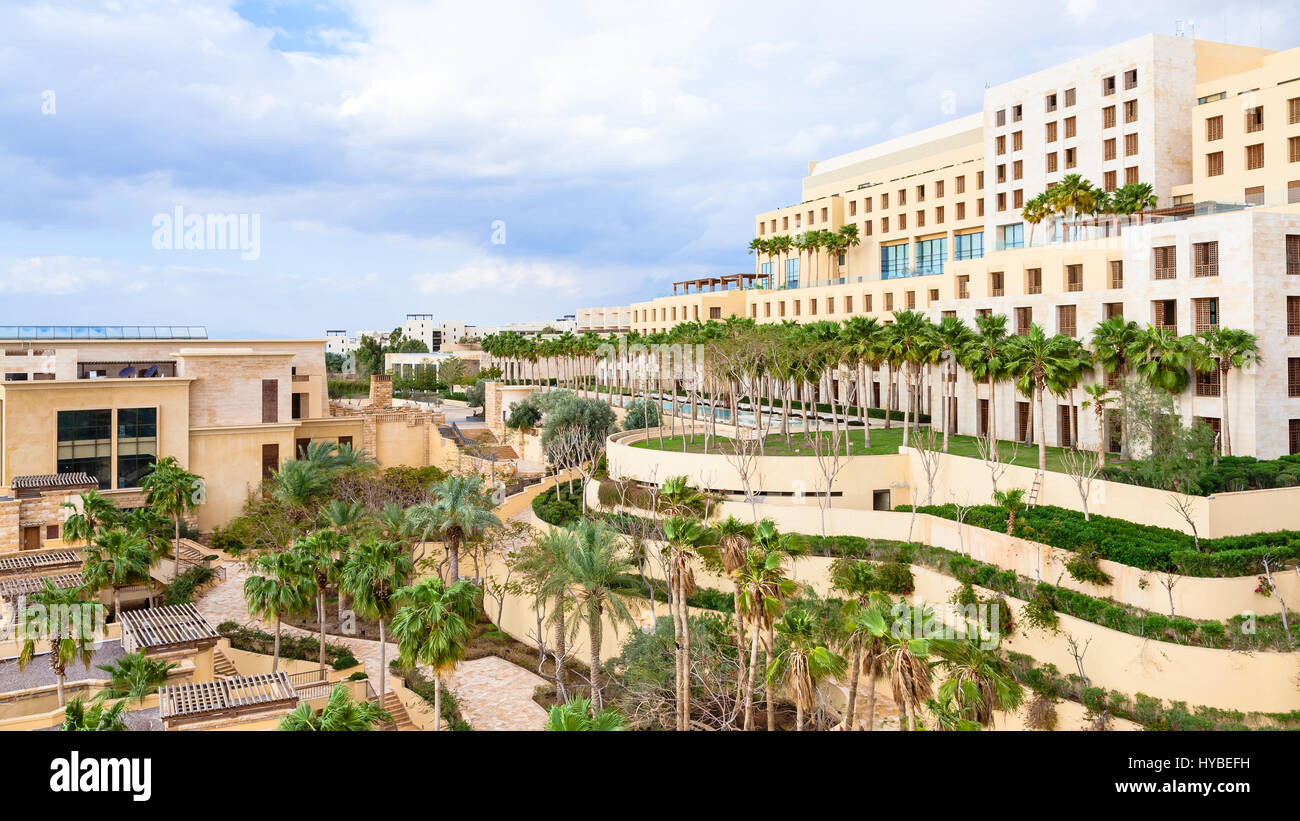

left=375, top=689, right=416, bottom=731
left=212, top=649, right=239, bottom=680
left=1026, top=470, right=1044, bottom=507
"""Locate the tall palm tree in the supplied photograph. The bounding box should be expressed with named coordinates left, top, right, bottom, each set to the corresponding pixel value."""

left=81, top=528, right=155, bottom=623
left=279, top=684, right=393, bottom=731
left=732, top=545, right=797, bottom=730
left=552, top=520, right=636, bottom=708
left=293, top=530, right=350, bottom=679
left=841, top=315, right=886, bottom=445
left=1081, top=383, right=1116, bottom=466
left=410, top=475, right=501, bottom=582
left=932, top=638, right=1025, bottom=728
left=1046, top=173, right=1101, bottom=240
left=1192, top=327, right=1261, bottom=456
left=766, top=608, right=847, bottom=730
left=60, top=490, right=118, bottom=545
left=18, top=581, right=106, bottom=705
left=837, top=223, right=861, bottom=279
left=140, top=456, right=202, bottom=579
left=959, top=313, right=1012, bottom=459
left=830, top=559, right=890, bottom=730
left=933, top=315, right=975, bottom=451
left=881, top=609, right=933, bottom=731
left=1021, top=191, right=1052, bottom=246
left=516, top=527, right=577, bottom=700
left=882, top=310, right=934, bottom=447
left=1090, top=316, right=1143, bottom=458
left=341, top=538, right=414, bottom=699
left=1129, top=325, right=1191, bottom=395
left=661, top=515, right=708, bottom=731
left=390, top=576, right=479, bottom=729
left=544, top=696, right=627, bottom=730
left=1006, top=324, right=1078, bottom=473
left=243, top=550, right=312, bottom=673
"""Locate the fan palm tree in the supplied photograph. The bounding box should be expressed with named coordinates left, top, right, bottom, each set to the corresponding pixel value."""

left=140, top=456, right=202, bottom=579
left=1021, top=191, right=1052, bottom=246
left=932, top=638, right=1025, bottom=728
left=279, top=684, right=393, bottom=731
left=1090, top=316, right=1143, bottom=458
left=882, top=310, right=935, bottom=447
left=544, top=696, right=627, bottom=730
left=390, top=577, right=479, bottom=729
left=409, top=475, right=501, bottom=582
left=292, top=530, right=350, bottom=678
left=1113, top=181, right=1157, bottom=224
left=62, top=697, right=127, bottom=731
left=552, top=520, right=635, bottom=708
left=882, top=610, right=933, bottom=731
left=341, top=537, right=413, bottom=699
left=1006, top=324, right=1078, bottom=473
left=992, top=488, right=1027, bottom=535
left=830, top=559, right=890, bottom=730
left=733, top=545, right=797, bottom=730
left=960, top=313, right=1012, bottom=458
left=94, top=651, right=177, bottom=704
left=933, top=315, right=975, bottom=451
left=243, top=550, right=312, bottom=673
left=661, top=515, right=708, bottom=731
left=1129, top=325, right=1191, bottom=395
left=515, top=527, right=577, bottom=700
left=766, top=608, right=847, bottom=730
left=81, top=528, right=155, bottom=623
left=1046, top=173, right=1101, bottom=240
left=1081, top=383, right=1116, bottom=466
left=837, top=223, right=861, bottom=279
left=269, top=458, right=332, bottom=528
left=1192, top=327, right=1261, bottom=456
left=60, top=490, right=118, bottom=545
left=18, top=581, right=106, bottom=705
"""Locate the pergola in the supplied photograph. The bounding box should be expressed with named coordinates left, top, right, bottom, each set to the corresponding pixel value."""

left=0, top=572, right=84, bottom=602
left=670, top=273, right=760, bottom=294
left=0, top=550, right=82, bottom=577
left=159, top=672, right=299, bottom=729
left=120, top=603, right=220, bottom=654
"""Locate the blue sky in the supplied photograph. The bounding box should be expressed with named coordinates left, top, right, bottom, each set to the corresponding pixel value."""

left=3, top=0, right=1300, bottom=338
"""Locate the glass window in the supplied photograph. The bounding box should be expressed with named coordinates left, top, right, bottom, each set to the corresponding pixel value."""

left=117, top=408, right=158, bottom=488
left=1000, top=223, right=1025, bottom=249
left=954, top=231, right=984, bottom=260
left=914, top=237, right=947, bottom=275
left=57, top=409, right=112, bottom=489
left=880, top=244, right=910, bottom=278
left=784, top=258, right=799, bottom=289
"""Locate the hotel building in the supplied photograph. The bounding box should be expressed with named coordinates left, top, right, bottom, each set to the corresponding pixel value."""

left=627, top=34, right=1300, bottom=459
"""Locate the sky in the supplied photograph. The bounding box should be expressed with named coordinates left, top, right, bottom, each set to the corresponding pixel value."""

left=3, top=0, right=1300, bottom=338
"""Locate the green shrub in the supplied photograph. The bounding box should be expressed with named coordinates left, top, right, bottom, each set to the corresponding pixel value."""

left=1065, top=551, right=1113, bottom=587
left=873, top=561, right=915, bottom=594
left=161, top=565, right=215, bottom=605
left=531, top=482, right=585, bottom=526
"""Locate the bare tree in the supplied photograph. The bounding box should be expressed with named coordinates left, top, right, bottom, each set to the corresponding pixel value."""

left=1158, top=571, right=1180, bottom=619
left=1061, top=448, right=1102, bottom=521
left=807, top=402, right=848, bottom=538
left=975, top=433, right=1019, bottom=496
left=1166, top=494, right=1201, bottom=552
left=908, top=427, right=943, bottom=543
left=481, top=520, right=536, bottom=632
left=952, top=493, right=973, bottom=557
left=1259, top=552, right=1294, bottom=641
left=1063, top=632, right=1092, bottom=687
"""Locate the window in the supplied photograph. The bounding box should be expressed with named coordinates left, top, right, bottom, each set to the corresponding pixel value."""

left=880, top=244, right=909, bottom=277
left=1026, top=268, right=1042, bottom=294
left=1104, top=138, right=1116, bottom=160
left=1153, top=245, right=1176, bottom=279
left=978, top=198, right=985, bottom=216
left=1153, top=299, right=1177, bottom=331
left=1126, top=166, right=1139, bottom=185
left=1047, top=153, right=1059, bottom=173
left=1013, top=159, right=1024, bottom=181
left=916, top=184, right=925, bottom=202
left=1015, top=306, right=1032, bottom=335
left=884, top=293, right=894, bottom=311
left=1124, top=68, right=1138, bottom=90
left=709, top=306, right=722, bottom=319
left=1065, top=147, right=1077, bottom=168
left=1245, top=185, right=1265, bottom=205
left=936, top=205, right=944, bottom=224
left=1064, top=116, right=1076, bottom=138
left=1013, top=104, right=1023, bottom=122
left=1013, top=189, right=1024, bottom=209
left=1193, top=297, right=1219, bottom=333
left=956, top=175, right=966, bottom=194
left=1102, top=76, right=1116, bottom=96
left=1110, top=260, right=1124, bottom=289
left=1012, top=131, right=1023, bottom=151
left=1207, top=151, right=1224, bottom=176
left=1058, top=305, right=1077, bottom=337
left=916, top=209, right=925, bottom=227
left=1246, top=143, right=1264, bottom=170
left=1245, top=106, right=1264, bottom=133
left=898, top=189, right=907, bottom=206
left=881, top=216, right=889, bottom=232
left=898, top=213, right=907, bottom=230
left=905, top=291, right=916, bottom=310
left=1196, top=366, right=1221, bottom=397
left=997, top=164, right=1007, bottom=184
left=954, top=231, right=984, bottom=260
left=929, top=288, right=939, bottom=303
left=1103, top=105, right=1116, bottom=128
left=977, top=171, right=984, bottom=189
left=936, top=180, right=944, bottom=197
left=1000, top=223, right=1024, bottom=249
left=881, top=193, right=889, bottom=209
left=1193, top=241, right=1219, bottom=277
left=1124, top=100, right=1138, bottom=123
left=1104, top=170, right=1117, bottom=191
left=793, top=300, right=801, bottom=316
left=864, top=294, right=873, bottom=312
left=1290, top=137, right=1300, bottom=164
left=1206, top=115, right=1223, bottom=141
left=1125, top=133, right=1138, bottom=156
left=844, top=295, right=853, bottom=313
left=997, top=192, right=1006, bottom=211
left=995, top=109, right=1006, bottom=127
left=1288, top=296, right=1300, bottom=335
left=785, top=257, right=799, bottom=288
left=1291, top=359, right=1300, bottom=397
left=864, top=220, right=872, bottom=236
left=1045, top=93, right=1057, bottom=112
left=1289, top=235, right=1300, bottom=276
left=915, top=237, right=947, bottom=275
left=957, top=275, right=970, bottom=299
left=262, top=443, right=279, bottom=480
left=116, top=408, right=157, bottom=488
left=1291, top=97, right=1300, bottom=125
left=848, top=201, right=856, bottom=217
left=1066, top=264, right=1083, bottom=292
left=1104, top=302, right=1124, bottom=320
left=57, top=409, right=112, bottom=489
left=808, top=299, right=817, bottom=316
left=262, top=379, right=278, bottom=423
left=1291, top=420, right=1300, bottom=455
left=991, top=271, right=1005, bottom=297
left=996, top=135, right=1006, bottom=155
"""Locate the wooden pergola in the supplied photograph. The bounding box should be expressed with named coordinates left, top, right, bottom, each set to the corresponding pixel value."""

left=120, top=603, right=220, bottom=654
left=159, top=672, right=299, bottom=729
left=0, top=572, right=84, bottom=602
left=0, top=550, right=82, bottom=577
left=671, top=273, right=760, bottom=294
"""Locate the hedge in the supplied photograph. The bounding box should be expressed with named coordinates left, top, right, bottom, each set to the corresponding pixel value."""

left=899, top=503, right=1300, bottom=577
left=217, top=622, right=359, bottom=670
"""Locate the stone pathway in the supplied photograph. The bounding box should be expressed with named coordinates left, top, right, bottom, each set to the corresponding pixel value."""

left=445, top=656, right=550, bottom=731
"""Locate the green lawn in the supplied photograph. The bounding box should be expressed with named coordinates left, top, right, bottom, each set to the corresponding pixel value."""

left=631, top=426, right=1082, bottom=472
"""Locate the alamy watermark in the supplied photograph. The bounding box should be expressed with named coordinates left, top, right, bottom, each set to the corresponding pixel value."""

left=152, top=206, right=260, bottom=260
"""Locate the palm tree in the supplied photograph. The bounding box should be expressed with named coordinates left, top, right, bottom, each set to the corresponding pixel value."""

left=992, top=488, right=1027, bottom=535
left=1046, top=173, right=1101, bottom=240
left=661, top=515, right=708, bottom=731
left=1021, top=191, right=1052, bottom=246
left=341, top=537, right=413, bottom=699
left=881, top=609, right=933, bottom=731
left=1113, top=181, right=1157, bottom=225
left=390, top=576, right=479, bottom=729
left=269, top=458, right=332, bottom=529
left=882, top=310, right=934, bottom=447
left=960, top=313, right=1012, bottom=458
left=279, top=684, right=393, bottom=731
left=1192, top=327, right=1261, bottom=456
left=553, top=520, right=636, bottom=708
left=62, top=698, right=127, bottom=731
left=544, top=696, right=627, bottom=730
left=410, top=475, right=501, bottom=582
left=841, top=315, right=886, bottom=445
left=837, top=223, right=861, bottom=279
left=932, top=638, right=1025, bottom=727
left=933, top=315, right=975, bottom=451
left=94, top=651, right=177, bottom=703
left=1081, top=383, right=1116, bottom=466
left=830, top=558, right=889, bottom=730
left=243, top=550, right=312, bottom=673
left=60, top=490, right=118, bottom=545
left=766, top=608, right=847, bottom=730
left=1130, top=325, right=1191, bottom=395
left=1090, top=316, right=1143, bottom=458
left=516, top=527, right=577, bottom=701
left=81, top=528, right=155, bottom=623
left=18, top=581, right=106, bottom=705
left=139, top=456, right=202, bottom=579
left=1006, top=324, right=1078, bottom=473
left=293, top=530, right=350, bottom=679
left=732, top=545, right=797, bottom=730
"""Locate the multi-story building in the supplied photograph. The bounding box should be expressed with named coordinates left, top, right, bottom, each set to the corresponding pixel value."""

left=576, top=305, right=632, bottom=334
left=629, top=34, right=1300, bottom=459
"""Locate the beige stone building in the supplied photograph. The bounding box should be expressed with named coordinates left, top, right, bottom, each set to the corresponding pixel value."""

left=625, top=34, right=1300, bottom=458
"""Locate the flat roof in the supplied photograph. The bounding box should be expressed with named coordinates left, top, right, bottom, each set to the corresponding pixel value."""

left=0, top=325, right=206, bottom=340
